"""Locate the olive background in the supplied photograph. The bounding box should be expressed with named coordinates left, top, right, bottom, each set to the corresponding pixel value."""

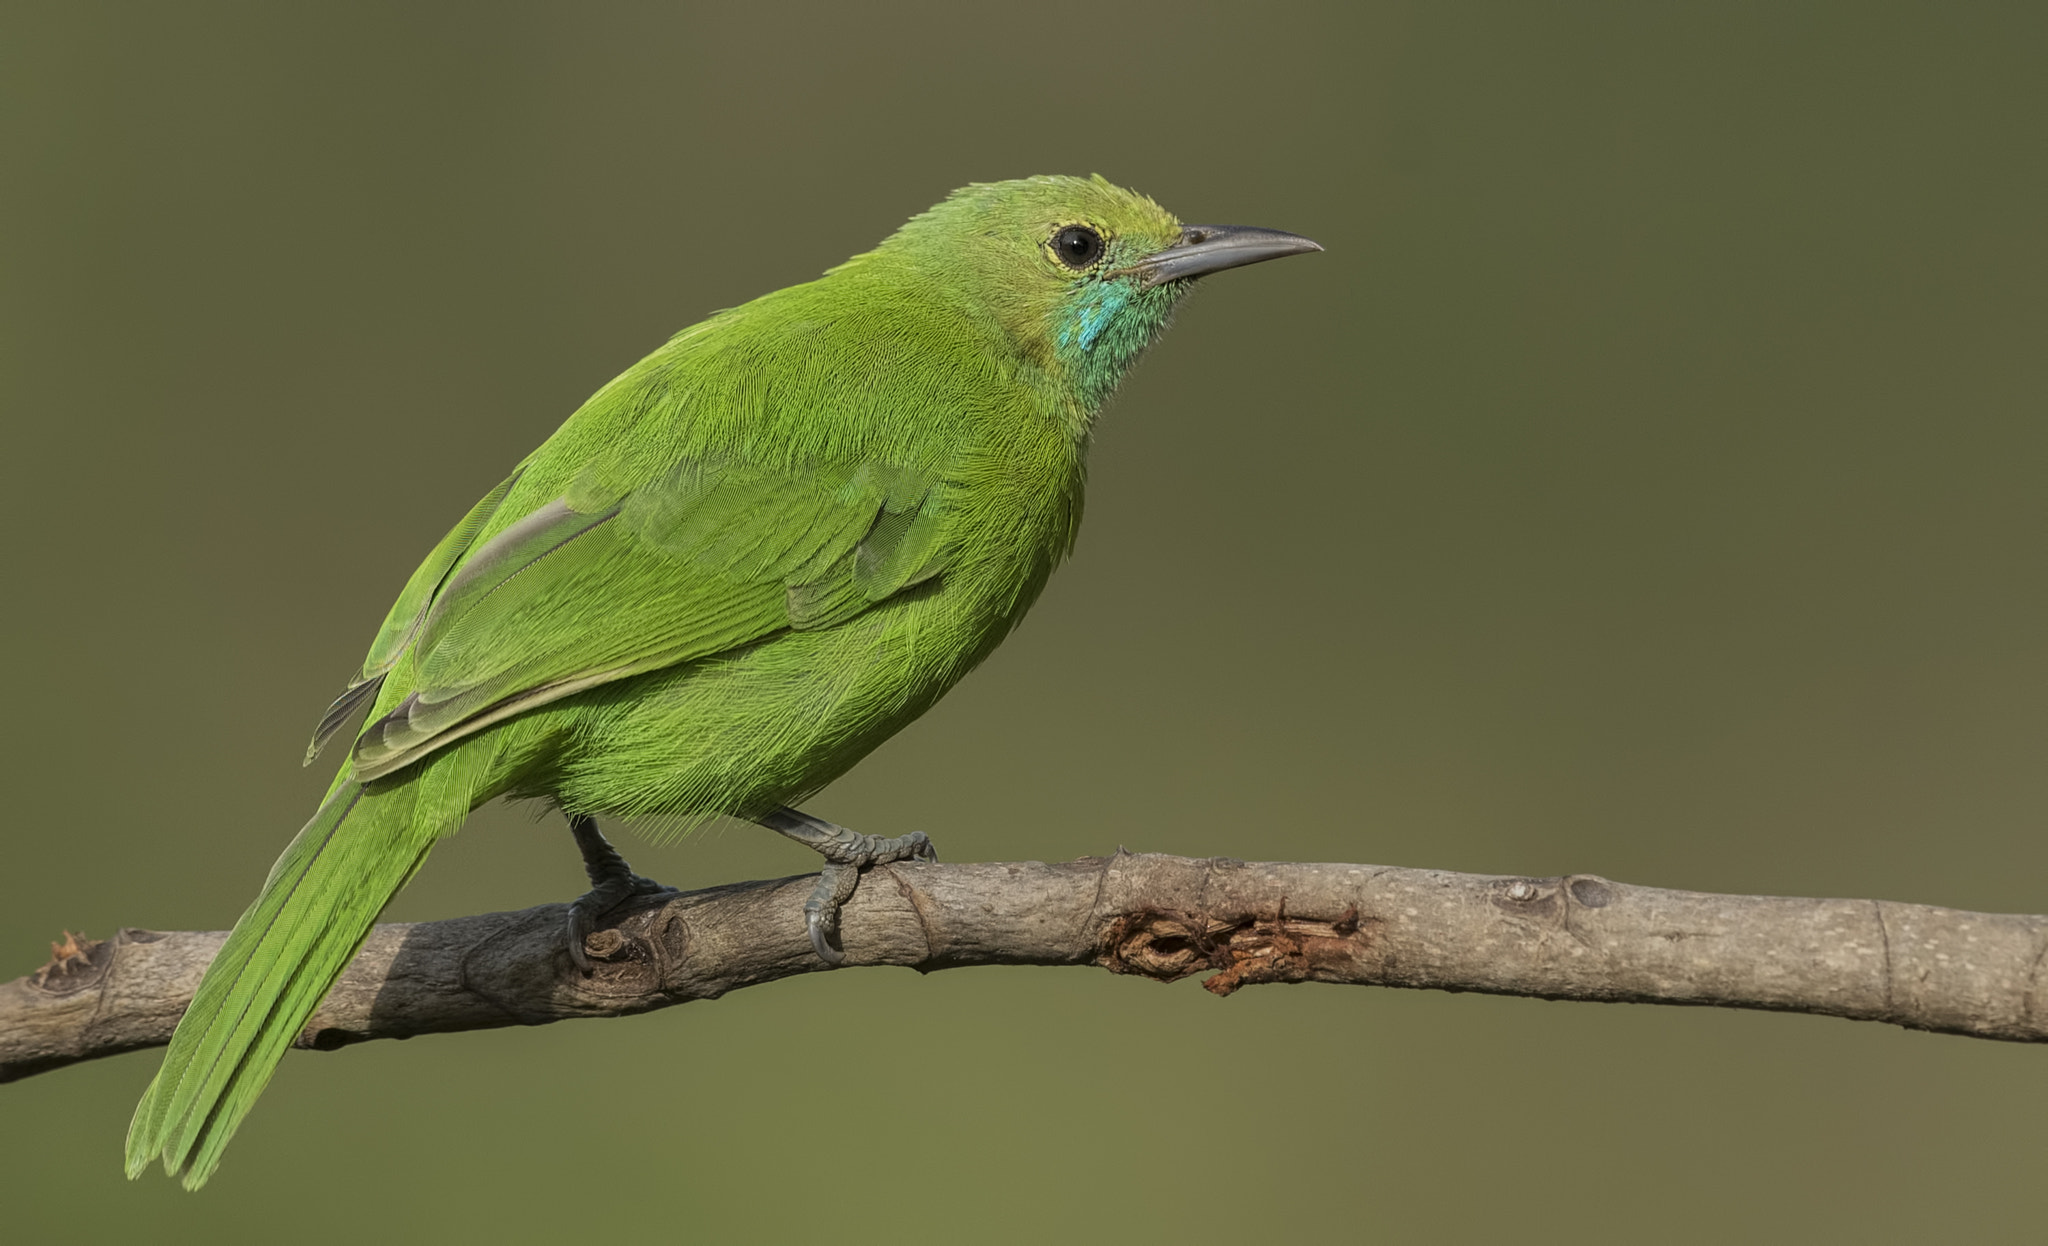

left=6, top=3, right=2046, bottom=1241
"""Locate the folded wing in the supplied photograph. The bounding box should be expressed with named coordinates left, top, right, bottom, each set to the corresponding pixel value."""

left=338, top=457, right=950, bottom=782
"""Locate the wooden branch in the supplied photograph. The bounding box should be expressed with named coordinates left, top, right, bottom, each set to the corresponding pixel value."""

left=7, top=852, right=2047, bottom=1082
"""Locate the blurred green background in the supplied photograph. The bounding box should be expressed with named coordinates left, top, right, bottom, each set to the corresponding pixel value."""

left=6, top=2, right=2046, bottom=1241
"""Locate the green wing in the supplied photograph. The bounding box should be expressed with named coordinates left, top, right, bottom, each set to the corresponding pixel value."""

left=345, top=457, right=950, bottom=782
left=304, top=469, right=524, bottom=762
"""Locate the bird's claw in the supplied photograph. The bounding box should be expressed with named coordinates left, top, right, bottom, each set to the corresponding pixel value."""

left=802, top=860, right=865, bottom=965
left=806, top=908, right=843, bottom=966
left=761, top=809, right=937, bottom=966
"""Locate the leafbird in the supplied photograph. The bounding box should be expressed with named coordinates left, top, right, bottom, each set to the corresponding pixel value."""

left=126, top=174, right=1321, bottom=1187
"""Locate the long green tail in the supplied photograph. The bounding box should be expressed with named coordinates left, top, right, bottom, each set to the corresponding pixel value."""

left=126, top=750, right=481, bottom=1189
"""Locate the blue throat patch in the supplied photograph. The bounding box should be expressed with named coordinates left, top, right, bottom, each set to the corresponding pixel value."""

left=1057, top=282, right=1132, bottom=353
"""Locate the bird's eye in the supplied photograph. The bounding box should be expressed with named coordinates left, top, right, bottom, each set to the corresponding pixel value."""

left=1051, top=225, right=1104, bottom=270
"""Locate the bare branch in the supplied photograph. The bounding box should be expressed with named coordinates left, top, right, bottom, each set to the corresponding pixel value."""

left=7, top=853, right=2047, bottom=1081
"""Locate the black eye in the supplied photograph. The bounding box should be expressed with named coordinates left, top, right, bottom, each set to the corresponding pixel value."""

left=1052, top=225, right=1104, bottom=269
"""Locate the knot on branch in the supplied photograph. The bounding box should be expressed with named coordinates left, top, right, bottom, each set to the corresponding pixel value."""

left=28, top=931, right=113, bottom=993
left=1097, top=903, right=1370, bottom=995
left=567, top=896, right=693, bottom=1000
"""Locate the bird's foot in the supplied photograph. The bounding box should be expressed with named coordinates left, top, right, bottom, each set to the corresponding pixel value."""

left=757, top=806, right=937, bottom=966
left=566, top=815, right=677, bottom=974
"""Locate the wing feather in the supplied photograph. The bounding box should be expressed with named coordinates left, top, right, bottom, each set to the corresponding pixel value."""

left=303, top=469, right=522, bottom=762
left=347, top=458, right=952, bottom=781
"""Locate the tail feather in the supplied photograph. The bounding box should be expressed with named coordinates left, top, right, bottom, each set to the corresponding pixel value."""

left=145, top=789, right=367, bottom=1155
left=127, top=753, right=479, bottom=1189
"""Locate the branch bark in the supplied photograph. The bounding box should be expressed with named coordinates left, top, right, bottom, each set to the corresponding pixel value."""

left=8, top=852, right=2048, bottom=1081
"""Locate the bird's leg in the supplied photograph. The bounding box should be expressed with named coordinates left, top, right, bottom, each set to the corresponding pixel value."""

left=565, top=815, right=676, bottom=974
left=755, top=806, right=936, bottom=966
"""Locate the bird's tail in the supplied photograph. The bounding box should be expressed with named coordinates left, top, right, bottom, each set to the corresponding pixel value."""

left=126, top=749, right=483, bottom=1189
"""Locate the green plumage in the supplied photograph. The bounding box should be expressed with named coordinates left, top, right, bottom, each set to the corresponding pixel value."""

left=126, top=175, right=1316, bottom=1188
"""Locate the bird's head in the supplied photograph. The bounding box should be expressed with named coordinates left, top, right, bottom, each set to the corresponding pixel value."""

left=864, top=175, right=1321, bottom=413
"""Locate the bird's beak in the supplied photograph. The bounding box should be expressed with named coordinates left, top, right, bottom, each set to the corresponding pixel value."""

left=1118, top=224, right=1323, bottom=289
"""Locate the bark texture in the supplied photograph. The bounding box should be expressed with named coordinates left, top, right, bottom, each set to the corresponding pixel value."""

left=7, top=852, right=2047, bottom=1082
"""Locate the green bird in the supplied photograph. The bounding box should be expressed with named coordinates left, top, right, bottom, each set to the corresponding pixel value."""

left=125, top=174, right=1320, bottom=1188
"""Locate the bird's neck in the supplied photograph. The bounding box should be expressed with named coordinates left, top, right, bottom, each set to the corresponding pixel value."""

left=830, top=251, right=1175, bottom=449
